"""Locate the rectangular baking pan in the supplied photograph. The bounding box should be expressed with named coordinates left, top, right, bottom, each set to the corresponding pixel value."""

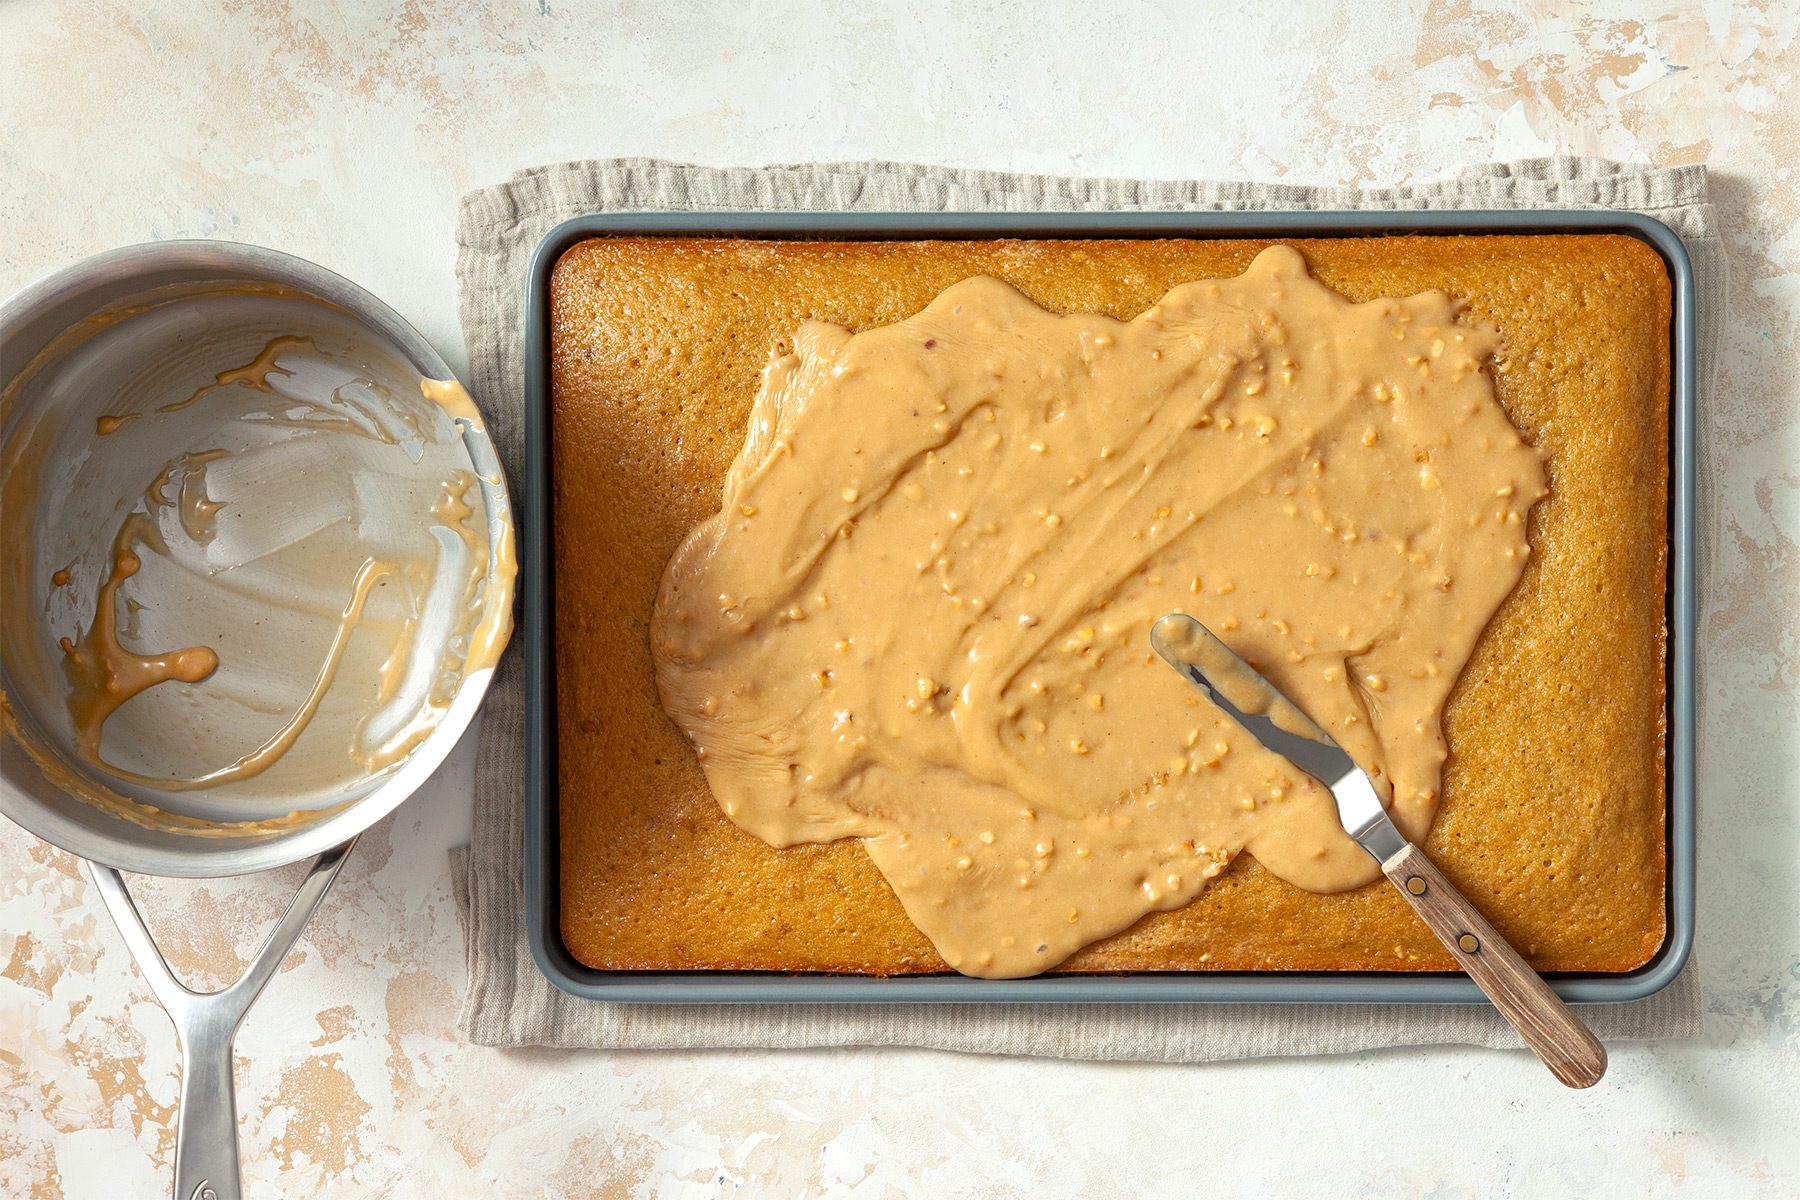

left=521, top=210, right=1696, bottom=1004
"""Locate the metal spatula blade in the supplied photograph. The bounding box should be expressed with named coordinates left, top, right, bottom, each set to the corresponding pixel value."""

left=1148, top=613, right=1606, bottom=1088
left=1149, top=613, right=1404, bottom=862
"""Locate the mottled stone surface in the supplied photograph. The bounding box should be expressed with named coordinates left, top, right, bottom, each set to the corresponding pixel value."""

left=2, top=1, right=1796, bottom=1196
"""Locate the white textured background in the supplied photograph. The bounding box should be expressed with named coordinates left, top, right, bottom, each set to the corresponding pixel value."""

left=3, top=2, right=1797, bottom=1197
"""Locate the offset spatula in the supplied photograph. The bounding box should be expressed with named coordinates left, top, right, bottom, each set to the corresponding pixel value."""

left=1149, top=614, right=1606, bottom=1088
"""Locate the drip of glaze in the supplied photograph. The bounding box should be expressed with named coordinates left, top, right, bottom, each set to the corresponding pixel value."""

left=419, top=377, right=487, bottom=432
left=418, top=381, right=515, bottom=676
left=156, top=334, right=317, bottom=414
left=143, top=448, right=229, bottom=544
left=60, top=511, right=221, bottom=764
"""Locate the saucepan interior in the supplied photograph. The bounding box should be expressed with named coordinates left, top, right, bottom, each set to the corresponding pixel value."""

left=0, top=242, right=512, bottom=877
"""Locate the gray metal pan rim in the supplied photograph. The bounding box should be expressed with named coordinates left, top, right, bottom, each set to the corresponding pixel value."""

left=520, top=209, right=1695, bottom=1005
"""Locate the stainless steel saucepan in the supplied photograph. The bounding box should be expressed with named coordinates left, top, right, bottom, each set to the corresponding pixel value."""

left=0, top=242, right=514, bottom=1200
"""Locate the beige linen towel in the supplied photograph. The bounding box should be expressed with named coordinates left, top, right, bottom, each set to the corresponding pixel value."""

left=452, top=157, right=1717, bottom=1059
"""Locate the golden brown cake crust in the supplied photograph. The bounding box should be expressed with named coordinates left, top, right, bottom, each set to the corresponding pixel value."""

left=548, top=233, right=1670, bottom=975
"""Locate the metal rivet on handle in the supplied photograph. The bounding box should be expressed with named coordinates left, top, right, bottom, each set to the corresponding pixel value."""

left=1405, top=876, right=1427, bottom=895
left=1457, top=933, right=1480, bottom=954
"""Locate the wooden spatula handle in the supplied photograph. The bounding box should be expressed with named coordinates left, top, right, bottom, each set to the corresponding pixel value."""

left=1382, top=842, right=1607, bottom=1088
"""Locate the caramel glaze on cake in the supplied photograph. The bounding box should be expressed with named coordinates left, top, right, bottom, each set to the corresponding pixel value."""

left=548, top=234, right=1669, bottom=975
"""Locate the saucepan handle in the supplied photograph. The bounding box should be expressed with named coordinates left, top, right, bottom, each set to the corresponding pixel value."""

left=85, top=840, right=357, bottom=1200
